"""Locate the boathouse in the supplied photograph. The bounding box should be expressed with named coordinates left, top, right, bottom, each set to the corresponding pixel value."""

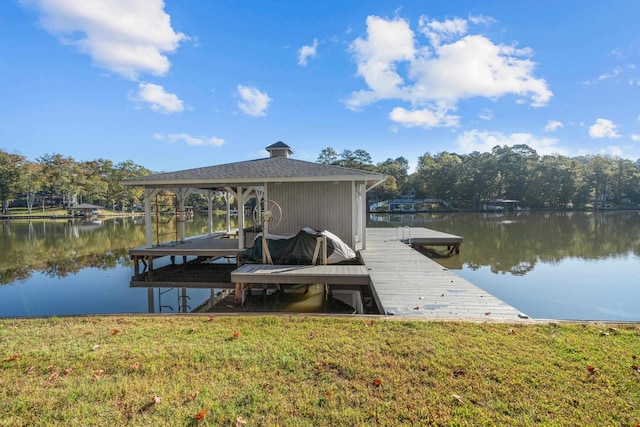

left=122, top=142, right=388, bottom=252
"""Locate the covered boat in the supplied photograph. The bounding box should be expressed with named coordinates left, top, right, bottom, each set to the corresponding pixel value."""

left=240, top=227, right=357, bottom=265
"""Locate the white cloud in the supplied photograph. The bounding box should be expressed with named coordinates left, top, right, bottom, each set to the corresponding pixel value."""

left=298, top=39, right=318, bottom=66
left=389, top=107, right=459, bottom=128
left=346, top=16, right=415, bottom=110
left=237, top=85, right=272, bottom=117
left=631, top=134, right=640, bottom=141
left=545, top=120, right=563, bottom=132
left=479, top=109, right=493, bottom=120
left=22, top=0, right=186, bottom=80
left=468, top=14, right=497, bottom=26
left=457, top=130, right=566, bottom=155
left=130, top=83, right=184, bottom=113
left=602, top=146, right=623, bottom=157
left=598, top=66, right=622, bottom=81
left=589, top=118, right=620, bottom=139
left=155, top=133, right=224, bottom=147
left=418, top=16, right=467, bottom=47
left=346, top=15, right=552, bottom=127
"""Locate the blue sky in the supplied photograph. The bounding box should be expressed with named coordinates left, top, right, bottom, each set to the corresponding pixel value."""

left=2, top=1, right=640, bottom=173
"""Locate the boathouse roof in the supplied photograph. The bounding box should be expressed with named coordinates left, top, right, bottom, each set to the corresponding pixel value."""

left=122, top=142, right=387, bottom=189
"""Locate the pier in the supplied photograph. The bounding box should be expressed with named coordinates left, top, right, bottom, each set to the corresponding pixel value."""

left=362, top=228, right=526, bottom=320
left=130, top=226, right=527, bottom=321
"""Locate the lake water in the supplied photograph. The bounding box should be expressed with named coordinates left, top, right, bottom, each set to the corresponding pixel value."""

left=1, top=211, right=639, bottom=321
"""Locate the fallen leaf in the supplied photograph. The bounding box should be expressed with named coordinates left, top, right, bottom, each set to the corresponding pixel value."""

left=308, top=333, right=316, bottom=339
left=454, top=369, right=467, bottom=377
left=61, top=368, right=72, bottom=376
left=373, top=378, right=382, bottom=387
left=194, top=408, right=207, bottom=421
left=111, top=329, right=120, bottom=336
left=413, top=306, right=420, bottom=310
left=48, top=372, right=59, bottom=381
left=206, top=316, right=215, bottom=321
left=608, top=327, right=618, bottom=332
left=632, top=365, right=639, bottom=372
left=485, top=312, right=491, bottom=316
left=92, top=344, right=101, bottom=351
left=587, top=365, right=597, bottom=373
left=452, top=394, right=463, bottom=404
left=233, top=330, right=240, bottom=339
left=236, top=416, right=247, bottom=426
left=508, top=328, right=515, bottom=335
left=47, top=365, right=55, bottom=371
left=3, top=355, right=20, bottom=362
left=84, top=330, right=93, bottom=335
left=139, top=395, right=161, bottom=413
left=93, top=369, right=105, bottom=380
left=132, top=363, right=140, bottom=370
left=188, top=390, right=199, bottom=401
left=325, top=389, right=333, bottom=398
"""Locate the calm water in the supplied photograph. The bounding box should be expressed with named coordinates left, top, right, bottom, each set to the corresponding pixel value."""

left=370, top=211, right=640, bottom=321
left=1, top=211, right=639, bottom=320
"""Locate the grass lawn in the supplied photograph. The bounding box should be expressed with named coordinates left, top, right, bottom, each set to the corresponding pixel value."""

left=0, top=316, right=638, bottom=426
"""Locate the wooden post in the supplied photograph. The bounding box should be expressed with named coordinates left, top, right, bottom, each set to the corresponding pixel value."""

left=147, top=288, right=154, bottom=313
left=235, top=282, right=245, bottom=305
left=322, top=235, right=328, bottom=265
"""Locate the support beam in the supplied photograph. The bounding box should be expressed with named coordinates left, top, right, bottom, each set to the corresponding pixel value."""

left=207, top=190, right=214, bottom=235
left=225, top=192, right=231, bottom=233
left=176, top=187, right=188, bottom=242
left=237, top=186, right=244, bottom=249
left=144, top=188, right=158, bottom=248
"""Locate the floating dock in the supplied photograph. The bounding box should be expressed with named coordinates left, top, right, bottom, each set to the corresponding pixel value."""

left=363, top=228, right=526, bottom=321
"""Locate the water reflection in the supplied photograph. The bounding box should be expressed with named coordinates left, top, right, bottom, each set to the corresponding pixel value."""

left=1, top=211, right=639, bottom=320
left=0, top=215, right=236, bottom=284
left=369, top=211, right=640, bottom=275
left=369, top=211, right=640, bottom=321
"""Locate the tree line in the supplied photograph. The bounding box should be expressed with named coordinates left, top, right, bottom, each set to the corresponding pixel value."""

left=318, top=144, right=640, bottom=209
left=2, top=144, right=640, bottom=215
left=0, top=151, right=150, bottom=214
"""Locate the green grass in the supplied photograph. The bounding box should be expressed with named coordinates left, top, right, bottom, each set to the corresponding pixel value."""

left=0, top=316, right=638, bottom=426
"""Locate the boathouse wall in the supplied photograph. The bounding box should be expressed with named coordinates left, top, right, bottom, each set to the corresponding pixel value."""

left=266, top=181, right=354, bottom=247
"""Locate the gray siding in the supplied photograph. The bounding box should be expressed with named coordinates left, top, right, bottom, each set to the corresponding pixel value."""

left=266, top=182, right=354, bottom=247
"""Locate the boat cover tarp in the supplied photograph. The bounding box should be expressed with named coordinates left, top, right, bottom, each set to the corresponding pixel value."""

left=240, top=227, right=356, bottom=265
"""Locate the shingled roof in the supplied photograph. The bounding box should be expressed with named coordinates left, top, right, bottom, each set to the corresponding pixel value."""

left=122, top=147, right=387, bottom=189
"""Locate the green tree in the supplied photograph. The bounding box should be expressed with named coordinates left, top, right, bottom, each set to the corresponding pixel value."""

left=317, top=147, right=339, bottom=165
left=38, top=153, right=80, bottom=207
left=0, top=150, right=26, bottom=214
left=458, top=151, right=499, bottom=208
left=19, top=160, right=43, bottom=213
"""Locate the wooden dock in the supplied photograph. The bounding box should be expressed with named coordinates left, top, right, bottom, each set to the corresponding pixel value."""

left=129, top=232, right=241, bottom=274
left=128, top=226, right=529, bottom=321
left=362, top=228, right=528, bottom=321
left=231, top=264, right=371, bottom=304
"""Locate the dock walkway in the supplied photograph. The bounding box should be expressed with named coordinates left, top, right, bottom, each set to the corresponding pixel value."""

left=362, top=227, right=528, bottom=321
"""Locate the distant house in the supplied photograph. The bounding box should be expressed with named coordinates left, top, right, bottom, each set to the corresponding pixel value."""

left=68, top=203, right=103, bottom=218
left=122, top=142, right=387, bottom=251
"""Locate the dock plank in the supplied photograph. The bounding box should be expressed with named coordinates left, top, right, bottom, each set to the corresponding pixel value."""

left=231, top=264, right=370, bottom=285
left=363, top=227, right=528, bottom=321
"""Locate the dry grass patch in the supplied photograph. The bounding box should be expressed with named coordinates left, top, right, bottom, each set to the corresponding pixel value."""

left=0, top=316, right=638, bottom=426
